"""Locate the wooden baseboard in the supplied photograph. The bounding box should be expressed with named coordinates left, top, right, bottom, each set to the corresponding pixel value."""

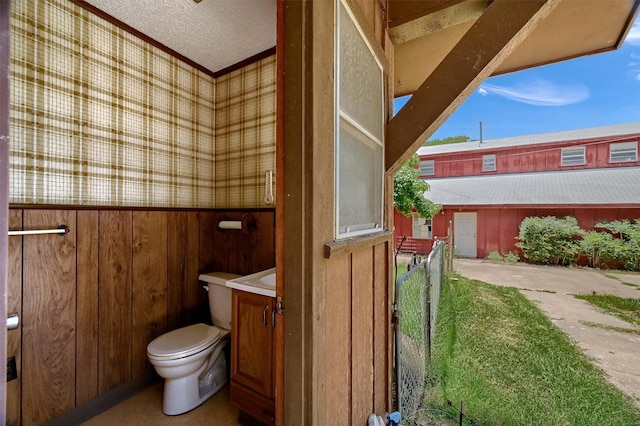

left=42, top=372, right=159, bottom=426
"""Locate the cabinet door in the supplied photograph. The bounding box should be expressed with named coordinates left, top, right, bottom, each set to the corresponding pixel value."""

left=231, top=290, right=273, bottom=398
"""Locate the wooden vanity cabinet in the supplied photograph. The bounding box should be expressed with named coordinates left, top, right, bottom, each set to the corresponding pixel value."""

left=230, top=289, right=275, bottom=425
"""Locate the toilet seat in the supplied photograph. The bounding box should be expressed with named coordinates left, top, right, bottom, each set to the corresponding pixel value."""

left=147, top=323, right=225, bottom=361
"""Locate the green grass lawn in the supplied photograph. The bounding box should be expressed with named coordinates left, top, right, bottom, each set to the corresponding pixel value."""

left=574, top=293, right=640, bottom=328
left=420, top=274, right=640, bottom=425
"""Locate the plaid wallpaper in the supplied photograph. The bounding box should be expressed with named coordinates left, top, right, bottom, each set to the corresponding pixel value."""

left=9, top=0, right=276, bottom=208
left=215, top=56, right=276, bottom=208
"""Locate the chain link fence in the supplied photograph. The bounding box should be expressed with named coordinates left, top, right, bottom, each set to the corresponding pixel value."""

left=394, top=238, right=448, bottom=423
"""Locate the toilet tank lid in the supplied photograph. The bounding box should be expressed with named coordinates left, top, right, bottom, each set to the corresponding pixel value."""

left=198, top=272, right=241, bottom=286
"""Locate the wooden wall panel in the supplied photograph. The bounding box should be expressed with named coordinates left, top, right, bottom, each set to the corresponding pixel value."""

left=613, top=208, right=640, bottom=222
left=132, top=211, right=168, bottom=376
left=76, top=210, right=99, bottom=404
left=476, top=210, right=488, bottom=258
left=573, top=209, right=594, bottom=231
left=200, top=211, right=276, bottom=277
left=534, top=152, right=547, bottom=171
left=199, top=211, right=222, bottom=273
left=373, top=242, right=389, bottom=412
left=351, top=248, right=374, bottom=424
left=6, top=210, right=22, bottom=426
left=250, top=211, right=276, bottom=273
left=22, top=210, right=77, bottom=425
left=481, top=210, right=500, bottom=256
left=499, top=210, right=518, bottom=255
left=167, top=211, right=189, bottom=330
left=98, top=210, right=133, bottom=393
left=198, top=212, right=225, bottom=323
left=215, top=211, right=241, bottom=273
left=8, top=207, right=275, bottom=423
left=595, top=144, right=609, bottom=167
left=220, top=212, right=241, bottom=274
left=546, top=150, right=560, bottom=170
left=188, top=212, right=205, bottom=324
left=325, top=254, right=352, bottom=423
left=323, top=240, right=392, bottom=422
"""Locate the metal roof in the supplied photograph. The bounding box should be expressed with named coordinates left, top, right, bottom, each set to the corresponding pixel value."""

left=424, top=166, right=640, bottom=206
left=417, top=122, right=640, bottom=156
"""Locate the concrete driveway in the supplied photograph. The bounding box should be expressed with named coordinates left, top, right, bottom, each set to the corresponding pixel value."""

left=454, top=258, right=640, bottom=407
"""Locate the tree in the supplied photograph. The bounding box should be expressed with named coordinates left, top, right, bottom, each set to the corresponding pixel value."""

left=423, top=135, right=469, bottom=146
left=393, top=153, right=441, bottom=218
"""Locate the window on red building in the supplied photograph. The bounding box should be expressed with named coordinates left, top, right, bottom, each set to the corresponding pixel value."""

left=419, top=160, right=434, bottom=176
left=561, top=146, right=586, bottom=166
left=482, top=154, right=496, bottom=171
left=412, top=215, right=432, bottom=239
left=610, top=142, right=637, bottom=163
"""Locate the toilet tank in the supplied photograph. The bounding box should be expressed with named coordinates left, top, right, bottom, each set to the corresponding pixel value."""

left=198, top=272, right=239, bottom=330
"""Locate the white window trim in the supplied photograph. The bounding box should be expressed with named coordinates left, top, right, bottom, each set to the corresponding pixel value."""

left=482, top=154, right=496, bottom=172
left=561, top=146, right=586, bottom=166
left=412, top=215, right=433, bottom=239
left=420, top=160, right=435, bottom=176
left=609, top=141, right=638, bottom=163
left=334, top=0, right=385, bottom=239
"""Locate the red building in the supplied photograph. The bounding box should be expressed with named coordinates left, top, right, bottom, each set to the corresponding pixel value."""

left=394, top=123, right=640, bottom=257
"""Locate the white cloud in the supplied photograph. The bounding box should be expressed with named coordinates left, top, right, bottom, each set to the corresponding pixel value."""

left=629, top=53, right=640, bottom=82
left=478, top=87, right=488, bottom=96
left=478, top=80, right=589, bottom=106
left=625, top=20, right=640, bottom=46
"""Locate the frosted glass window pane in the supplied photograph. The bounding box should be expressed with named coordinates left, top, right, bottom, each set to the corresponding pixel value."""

left=338, top=120, right=383, bottom=234
left=339, top=3, right=383, bottom=141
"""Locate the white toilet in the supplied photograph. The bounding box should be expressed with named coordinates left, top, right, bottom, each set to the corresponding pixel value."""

left=147, top=272, right=239, bottom=415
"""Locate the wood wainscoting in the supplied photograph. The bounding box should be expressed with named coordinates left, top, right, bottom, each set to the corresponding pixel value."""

left=6, top=207, right=275, bottom=426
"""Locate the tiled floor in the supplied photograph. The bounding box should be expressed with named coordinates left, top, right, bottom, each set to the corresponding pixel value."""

left=81, top=382, right=240, bottom=425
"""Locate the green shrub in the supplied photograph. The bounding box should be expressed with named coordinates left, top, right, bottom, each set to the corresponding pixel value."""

left=515, top=216, right=582, bottom=265
left=515, top=217, right=640, bottom=271
left=595, top=219, right=640, bottom=271
left=579, top=230, right=615, bottom=268
left=486, top=251, right=519, bottom=263
left=503, top=251, right=520, bottom=263
left=486, top=251, right=503, bottom=262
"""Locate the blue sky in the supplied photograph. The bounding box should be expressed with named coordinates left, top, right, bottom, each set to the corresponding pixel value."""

left=394, top=16, right=640, bottom=141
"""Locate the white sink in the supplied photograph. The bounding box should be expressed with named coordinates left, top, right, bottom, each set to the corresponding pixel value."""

left=260, top=273, right=275, bottom=287
left=226, top=267, right=276, bottom=297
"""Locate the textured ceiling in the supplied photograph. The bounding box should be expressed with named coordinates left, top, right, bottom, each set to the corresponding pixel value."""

left=83, top=0, right=277, bottom=74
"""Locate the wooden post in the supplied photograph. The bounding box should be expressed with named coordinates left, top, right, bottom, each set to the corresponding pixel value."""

left=0, top=0, right=11, bottom=420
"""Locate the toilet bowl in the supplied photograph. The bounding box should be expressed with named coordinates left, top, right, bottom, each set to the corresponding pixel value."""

left=146, top=272, right=239, bottom=415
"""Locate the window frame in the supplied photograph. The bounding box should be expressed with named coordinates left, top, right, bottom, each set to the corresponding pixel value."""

left=609, top=141, right=638, bottom=163
left=419, top=160, right=435, bottom=176
left=561, top=146, right=586, bottom=167
left=334, top=0, right=385, bottom=239
left=482, top=154, right=496, bottom=172
left=412, top=214, right=433, bottom=239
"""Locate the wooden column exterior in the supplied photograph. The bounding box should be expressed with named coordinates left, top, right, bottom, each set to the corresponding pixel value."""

left=283, top=0, right=393, bottom=424
left=281, top=0, right=566, bottom=422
